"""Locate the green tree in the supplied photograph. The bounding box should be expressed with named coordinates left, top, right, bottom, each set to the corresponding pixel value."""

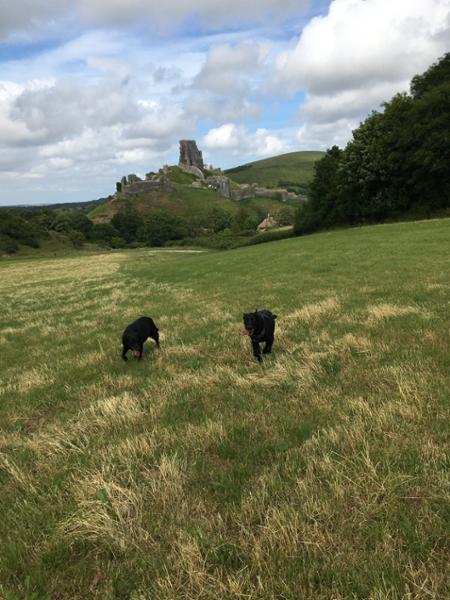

left=231, top=207, right=259, bottom=232
left=141, top=212, right=188, bottom=246
left=111, top=206, right=143, bottom=243
left=0, top=210, right=41, bottom=247
left=275, top=205, right=294, bottom=226
left=294, top=146, right=343, bottom=234
left=208, top=207, right=232, bottom=232
left=89, top=223, right=120, bottom=244
left=411, top=52, right=450, bottom=98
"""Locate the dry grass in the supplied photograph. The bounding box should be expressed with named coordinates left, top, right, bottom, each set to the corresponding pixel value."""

left=285, top=297, right=340, bottom=325
left=366, top=303, right=425, bottom=323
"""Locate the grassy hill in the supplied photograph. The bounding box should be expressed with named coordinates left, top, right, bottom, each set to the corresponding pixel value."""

left=89, top=166, right=300, bottom=225
left=225, top=150, right=325, bottom=192
left=1, top=219, right=449, bottom=599
left=89, top=183, right=296, bottom=226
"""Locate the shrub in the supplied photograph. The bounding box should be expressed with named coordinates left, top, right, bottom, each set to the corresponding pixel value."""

left=110, top=237, right=127, bottom=249
left=0, top=236, right=19, bottom=254
left=68, top=230, right=85, bottom=249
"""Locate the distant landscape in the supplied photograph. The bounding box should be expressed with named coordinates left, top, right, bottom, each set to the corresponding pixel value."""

left=0, top=151, right=322, bottom=255
left=1, top=54, right=448, bottom=259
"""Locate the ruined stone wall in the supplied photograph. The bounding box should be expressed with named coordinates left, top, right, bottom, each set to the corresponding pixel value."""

left=231, top=187, right=306, bottom=203
left=116, top=174, right=174, bottom=197
left=179, top=140, right=204, bottom=171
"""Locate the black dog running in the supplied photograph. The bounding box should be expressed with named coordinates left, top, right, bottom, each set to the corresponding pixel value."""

left=242, top=309, right=277, bottom=362
left=122, top=316, right=160, bottom=360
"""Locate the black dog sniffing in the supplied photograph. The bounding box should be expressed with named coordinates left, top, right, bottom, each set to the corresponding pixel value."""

left=242, top=309, right=277, bottom=362
left=122, top=316, right=159, bottom=361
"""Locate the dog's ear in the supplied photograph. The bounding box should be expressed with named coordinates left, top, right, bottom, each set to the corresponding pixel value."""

left=254, top=308, right=258, bottom=313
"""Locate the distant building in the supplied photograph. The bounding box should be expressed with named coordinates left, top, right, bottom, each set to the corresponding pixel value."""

left=257, top=214, right=278, bottom=232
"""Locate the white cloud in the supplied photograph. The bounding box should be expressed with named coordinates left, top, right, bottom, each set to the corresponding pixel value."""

left=276, top=0, right=450, bottom=95
left=203, top=123, right=244, bottom=149
left=273, top=0, right=450, bottom=150
left=202, top=123, right=290, bottom=157
left=9, top=77, right=138, bottom=146
left=0, top=72, right=190, bottom=200
left=184, top=41, right=271, bottom=122
left=299, top=80, right=411, bottom=124
left=296, top=119, right=356, bottom=150
left=193, top=42, right=269, bottom=95
left=185, top=92, right=261, bottom=123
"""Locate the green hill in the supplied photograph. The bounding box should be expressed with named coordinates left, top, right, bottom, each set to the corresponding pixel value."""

left=88, top=165, right=302, bottom=231
left=225, top=150, right=325, bottom=192
left=89, top=153, right=325, bottom=225
left=1, top=218, right=449, bottom=598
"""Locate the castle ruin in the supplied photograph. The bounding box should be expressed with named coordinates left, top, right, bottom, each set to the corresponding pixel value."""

left=115, top=139, right=306, bottom=205
left=179, top=140, right=204, bottom=171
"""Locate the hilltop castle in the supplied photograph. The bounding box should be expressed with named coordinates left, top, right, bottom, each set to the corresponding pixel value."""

left=115, top=140, right=305, bottom=204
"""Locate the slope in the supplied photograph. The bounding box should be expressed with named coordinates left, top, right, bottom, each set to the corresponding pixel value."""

left=224, top=150, right=325, bottom=192
left=88, top=164, right=302, bottom=226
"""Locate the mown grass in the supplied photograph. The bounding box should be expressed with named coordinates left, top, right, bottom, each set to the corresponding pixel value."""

left=0, top=219, right=449, bottom=599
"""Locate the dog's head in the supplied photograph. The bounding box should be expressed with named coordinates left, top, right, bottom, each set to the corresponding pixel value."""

left=243, top=310, right=260, bottom=335
left=128, top=336, right=141, bottom=358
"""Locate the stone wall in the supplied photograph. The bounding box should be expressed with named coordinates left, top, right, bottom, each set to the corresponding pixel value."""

left=179, top=140, right=204, bottom=171
left=116, top=173, right=174, bottom=197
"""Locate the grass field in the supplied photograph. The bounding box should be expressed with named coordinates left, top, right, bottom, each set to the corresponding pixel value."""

left=224, top=151, right=325, bottom=191
left=1, top=219, right=449, bottom=599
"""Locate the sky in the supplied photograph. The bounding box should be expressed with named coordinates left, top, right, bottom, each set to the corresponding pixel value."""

left=0, top=0, right=449, bottom=206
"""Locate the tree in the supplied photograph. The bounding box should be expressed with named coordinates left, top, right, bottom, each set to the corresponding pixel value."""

left=111, top=206, right=143, bottom=243
left=140, top=212, right=188, bottom=246
left=231, top=207, right=258, bottom=232
left=294, top=145, right=343, bottom=234
left=411, top=52, right=450, bottom=98
left=89, top=223, right=120, bottom=244
left=207, top=207, right=232, bottom=232
left=67, top=212, right=93, bottom=236
left=0, top=210, right=41, bottom=247
left=275, top=205, right=295, bottom=226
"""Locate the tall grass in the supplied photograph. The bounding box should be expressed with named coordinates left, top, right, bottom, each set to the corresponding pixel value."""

left=0, top=220, right=449, bottom=599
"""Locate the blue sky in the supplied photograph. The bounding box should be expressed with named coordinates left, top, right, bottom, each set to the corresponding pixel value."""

left=0, top=0, right=449, bottom=205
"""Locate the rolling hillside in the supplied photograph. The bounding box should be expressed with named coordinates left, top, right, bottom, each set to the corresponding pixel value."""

left=225, top=150, right=325, bottom=192
left=88, top=164, right=303, bottom=225
left=0, top=218, right=449, bottom=599
left=88, top=182, right=297, bottom=224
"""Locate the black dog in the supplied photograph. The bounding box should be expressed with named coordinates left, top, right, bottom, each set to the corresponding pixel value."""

left=122, top=316, right=159, bottom=361
left=242, top=309, right=277, bottom=362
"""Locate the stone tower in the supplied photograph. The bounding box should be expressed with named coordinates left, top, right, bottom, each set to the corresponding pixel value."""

left=179, top=140, right=204, bottom=171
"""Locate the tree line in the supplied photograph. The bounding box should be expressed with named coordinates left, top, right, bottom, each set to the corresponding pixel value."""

left=0, top=202, right=295, bottom=254
left=294, top=53, right=450, bottom=235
